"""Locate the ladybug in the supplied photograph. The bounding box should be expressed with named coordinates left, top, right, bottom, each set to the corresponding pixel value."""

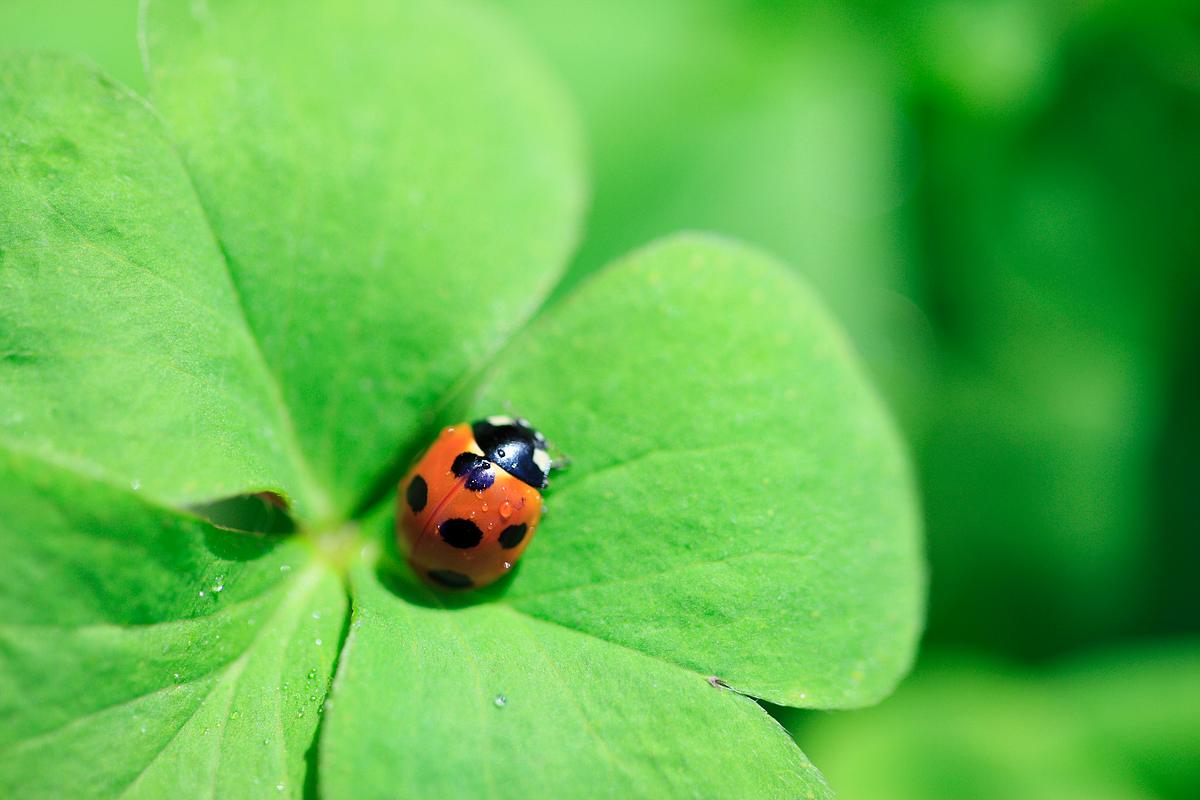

left=397, top=416, right=556, bottom=590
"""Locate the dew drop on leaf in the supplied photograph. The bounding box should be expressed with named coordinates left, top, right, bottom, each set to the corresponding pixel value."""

left=493, top=694, right=507, bottom=708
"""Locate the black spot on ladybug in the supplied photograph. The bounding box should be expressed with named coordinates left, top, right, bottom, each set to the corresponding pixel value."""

left=406, top=475, right=428, bottom=513
left=439, top=518, right=483, bottom=548
left=465, top=466, right=494, bottom=492
left=452, top=451, right=495, bottom=491
left=428, top=569, right=474, bottom=589
left=498, top=523, right=528, bottom=549
left=452, top=451, right=481, bottom=476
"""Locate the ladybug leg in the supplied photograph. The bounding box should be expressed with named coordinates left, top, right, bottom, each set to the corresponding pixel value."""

left=545, top=439, right=571, bottom=472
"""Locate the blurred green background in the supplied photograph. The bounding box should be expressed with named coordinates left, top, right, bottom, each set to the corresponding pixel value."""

left=3, top=0, right=1197, bottom=795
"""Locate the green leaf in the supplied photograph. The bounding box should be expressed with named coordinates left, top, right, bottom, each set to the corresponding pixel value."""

left=142, top=0, right=585, bottom=518
left=0, top=54, right=321, bottom=513
left=471, top=234, right=923, bottom=708
left=321, top=559, right=830, bottom=800
left=789, top=657, right=1151, bottom=800
left=0, top=446, right=346, bottom=798
left=320, top=235, right=919, bottom=797
left=911, top=31, right=1200, bottom=653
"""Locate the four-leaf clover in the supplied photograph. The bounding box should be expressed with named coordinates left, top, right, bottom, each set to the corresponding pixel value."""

left=0, top=1, right=923, bottom=797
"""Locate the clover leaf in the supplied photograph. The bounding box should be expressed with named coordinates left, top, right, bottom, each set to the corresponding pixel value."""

left=0, top=1, right=922, bottom=797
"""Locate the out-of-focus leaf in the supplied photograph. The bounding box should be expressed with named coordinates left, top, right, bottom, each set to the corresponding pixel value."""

left=909, top=12, right=1200, bottom=653
left=784, top=647, right=1200, bottom=800
left=0, top=0, right=143, bottom=92
left=1058, top=642, right=1200, bottom=800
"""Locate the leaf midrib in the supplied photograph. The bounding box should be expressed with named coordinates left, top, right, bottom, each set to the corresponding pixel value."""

left=172, top=160, right=335, bottom=525
left=2, top=73, right=333, bottom=523
left=114, top=563, right=327, bottom=800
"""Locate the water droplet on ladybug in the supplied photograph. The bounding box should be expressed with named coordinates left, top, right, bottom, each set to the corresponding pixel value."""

left=503, top=561, right=513, bottom=570
left=481, top=502, right=488, bottom=511
left=499, top=501, right=513, bottom=519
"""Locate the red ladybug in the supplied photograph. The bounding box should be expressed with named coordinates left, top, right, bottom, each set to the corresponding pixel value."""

left=398, top=416, right=556, bottom=589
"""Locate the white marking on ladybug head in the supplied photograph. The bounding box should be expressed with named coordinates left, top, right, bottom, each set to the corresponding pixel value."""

left=487, top=415, right=515, bottom=426
left=533, top=447, right=552, bottom=475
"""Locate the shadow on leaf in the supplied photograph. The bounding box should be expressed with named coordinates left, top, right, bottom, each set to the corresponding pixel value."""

left=373, top=551, right=520, bottom=610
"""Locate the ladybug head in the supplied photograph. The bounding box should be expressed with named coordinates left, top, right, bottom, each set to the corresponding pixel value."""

left=472, top=416, right=551, bottom=490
